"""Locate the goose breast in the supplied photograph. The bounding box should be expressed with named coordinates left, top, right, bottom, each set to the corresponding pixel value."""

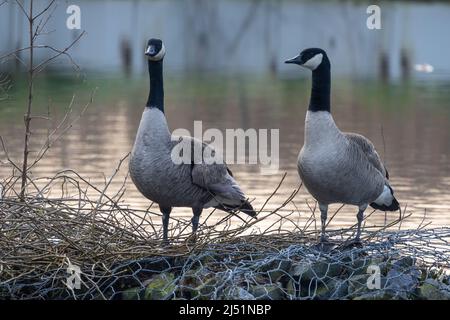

left=298, top=137, right=385, bottom=206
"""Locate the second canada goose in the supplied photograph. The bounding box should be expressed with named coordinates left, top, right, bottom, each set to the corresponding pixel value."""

left=285, top=48, right=399, bottom=242
left=129, top=39, right=256, bottom=242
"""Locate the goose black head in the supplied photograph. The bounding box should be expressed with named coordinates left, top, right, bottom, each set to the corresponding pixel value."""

left=145, top=38, right=165, bottom=61
left=285, top=48, right=331, bottom=112
left=285, top=48, right=328, bottom=71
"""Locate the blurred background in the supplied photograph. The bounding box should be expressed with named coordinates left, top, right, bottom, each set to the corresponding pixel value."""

left=1, top=0, right=450, bottom=229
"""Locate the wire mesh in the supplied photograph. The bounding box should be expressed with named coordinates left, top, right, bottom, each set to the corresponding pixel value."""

left=0, top=169, right=449, bottom=300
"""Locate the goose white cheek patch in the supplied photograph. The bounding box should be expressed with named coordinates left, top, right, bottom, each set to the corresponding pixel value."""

left=302, top=53, right=323, bottom=70
left=147, top=44, right=166, bottom=61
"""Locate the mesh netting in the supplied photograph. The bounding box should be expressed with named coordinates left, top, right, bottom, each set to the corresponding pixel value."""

left=2, top=227, right=449, bottom=300
left=0, top=169, right=449, bottom=300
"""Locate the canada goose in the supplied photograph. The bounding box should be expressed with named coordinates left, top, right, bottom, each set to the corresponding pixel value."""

left=285, top=48, right=399, bottom=242
left=129, top=39, right=256, bottom=242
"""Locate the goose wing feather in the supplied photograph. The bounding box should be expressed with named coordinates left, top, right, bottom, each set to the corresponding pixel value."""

left=170, top=136, right=246, bottom=201
left=344, top=132, right=388, bottom=179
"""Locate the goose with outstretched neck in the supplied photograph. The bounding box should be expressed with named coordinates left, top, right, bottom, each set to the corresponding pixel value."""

left=285, top=48, right=399, bottom=243
left=129, top=39, right=256, bottom=242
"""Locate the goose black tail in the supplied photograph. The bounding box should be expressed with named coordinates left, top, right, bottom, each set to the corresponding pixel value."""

left=214, top=200, right=257, bottom=218
left=239, top=201, right=257, bottom=217
left=370, top=197, right=400, bottom=211
left=370, top=185, right=400, bottom=211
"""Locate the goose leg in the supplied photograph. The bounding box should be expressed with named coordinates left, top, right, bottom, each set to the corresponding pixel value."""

left=355, top=204, right=368, bottom=242
left=191, top=207, right=203, bottom=233
left=160, top=206, right=172, bottom=242
left=319, top=203, right=329, bottom=242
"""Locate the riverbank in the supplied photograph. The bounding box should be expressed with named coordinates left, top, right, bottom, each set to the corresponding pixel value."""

left=117, top=228, right=450, bottom=300
left=1, top=203, right=449, bottom=299
left=0, top=171, right=449, bottom=300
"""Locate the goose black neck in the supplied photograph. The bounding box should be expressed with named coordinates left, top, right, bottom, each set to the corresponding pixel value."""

left=146, top=59, right=164, bottom=112
left=309, top=62, right=330, bottom=112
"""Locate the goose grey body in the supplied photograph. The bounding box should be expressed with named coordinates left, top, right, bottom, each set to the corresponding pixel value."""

left=130, top=108, right=209, bottom=208
left=129, top=39, right=255, bottom=242
left=286, top=48, right=399, bottom=242
left=130, top=108, right=248, bottom=209
left=298, top=111, right=386, bottom=206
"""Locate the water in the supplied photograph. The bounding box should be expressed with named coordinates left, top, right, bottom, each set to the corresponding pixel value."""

left=1, top=0, right=450, bottom=233
left=1, top=73, right=449, bottom=230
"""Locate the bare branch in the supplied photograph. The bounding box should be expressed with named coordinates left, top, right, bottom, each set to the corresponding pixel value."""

left=0, top=135, right=22, bottom=173
left=33, top=31, right=85, bottom=73
left=33, top=1, right=57, bottom=40
left=32, top=0, right=55, bottom=21
left=1, top=44, right=78, bottom=65
left=14, top=0, right=30, bottom=21
left=0, top=46, right=32, bottom=60
left=11, top=52, right=27, bottom=68
left=28, top=88, right=97, bottom=170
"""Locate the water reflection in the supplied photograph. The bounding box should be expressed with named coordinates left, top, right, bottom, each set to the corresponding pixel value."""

left=1, top=74, right=449, bottom=230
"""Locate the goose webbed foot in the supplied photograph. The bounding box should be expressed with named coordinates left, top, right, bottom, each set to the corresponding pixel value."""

left=320, top=234, right=330, bottom=243
left=161, top=237, right=170, bottom=247
left=342, top=237, right=363, bottom=249
left=186, top=232, right=198, bottom=244
left=312, top=234, right=335, bottom=252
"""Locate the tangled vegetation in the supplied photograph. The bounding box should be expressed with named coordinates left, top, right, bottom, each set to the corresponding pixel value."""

left=0, top=169, right=449, bottom=300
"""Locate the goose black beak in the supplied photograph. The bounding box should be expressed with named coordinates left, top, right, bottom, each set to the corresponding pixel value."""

left=285, top=55, right=302, bottom=65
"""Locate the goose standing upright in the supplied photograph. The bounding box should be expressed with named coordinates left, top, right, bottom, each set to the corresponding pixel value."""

left=285, top=48, right=399, bottom=242
left=129, top=39, right=256, bottom=242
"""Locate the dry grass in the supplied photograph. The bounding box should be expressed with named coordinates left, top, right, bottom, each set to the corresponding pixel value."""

left=0, top=161, right=448, bottom=299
